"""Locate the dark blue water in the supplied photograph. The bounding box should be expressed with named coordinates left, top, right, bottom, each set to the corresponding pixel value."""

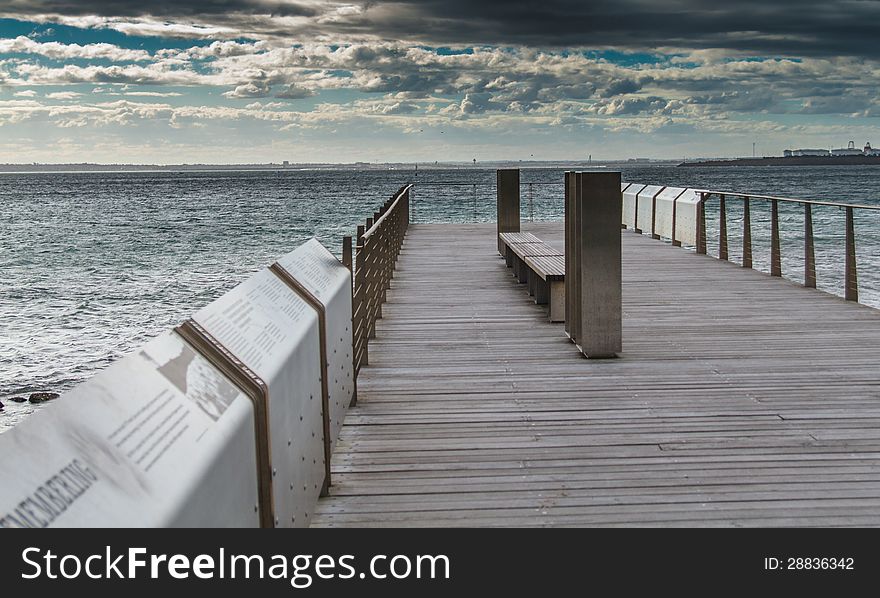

left=2, top=165, right=879, bottom=430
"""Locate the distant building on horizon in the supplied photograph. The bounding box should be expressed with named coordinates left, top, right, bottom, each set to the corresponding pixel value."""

left=784, top=141, right=880, bottom=158
left=783, top=148, right=830, bottom=157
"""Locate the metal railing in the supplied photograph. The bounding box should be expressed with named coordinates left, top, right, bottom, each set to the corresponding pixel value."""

left=695, top=190, right=880, bottom=302
left=402, top=179, right=879, bottom=306
left=408, top=181, right=562, bottom=224
left=341, top=185, right=411, bottom=391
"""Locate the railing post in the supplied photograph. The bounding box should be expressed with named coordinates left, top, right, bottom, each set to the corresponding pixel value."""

left=376, top=224, right=386, bottom=316
left=343, top=233, right=357, bottom=406
left=342, top=235, right=352, bottom=271
left=845, top=206, right=858, bottom=302
left=651, top=190, right=661, bottom=240
left=804, top=204, right=816, bottom=288
left=363, top=217, right=378, bottom=338
left=771, top=198, right=782, bottom=277
left=496, top=169, right=520, bottom=254
left=718, top=194, right=728, bottom=261
left=742, top=196, right=752, bottom=268
left=355, top=225, right=367, bottom=368
left=696, top=193, right=707, bottom=255
left=564, top=171, right=577, bottom=343
left=575, top=171, right=622, bottom=358
left=671, top=194, right=680, bottom=247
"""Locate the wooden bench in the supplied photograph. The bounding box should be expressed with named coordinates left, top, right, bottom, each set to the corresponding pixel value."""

left=498, top=233, right=566, bottom=322
left=498, top=231, right=541, bottom=266
left=523, top=254, right=565, bottom=322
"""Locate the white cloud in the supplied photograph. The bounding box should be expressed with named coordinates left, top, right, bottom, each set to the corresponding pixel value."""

left=122, top=91, right=183, bottom=97
left=45, top=91, right=82, bottom=100
left=0, top=35, right=150, bottom=62
left=223, top=81, right=271, bottom=98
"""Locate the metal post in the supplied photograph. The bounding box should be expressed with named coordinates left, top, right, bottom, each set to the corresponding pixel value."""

left=719, top=194, right=728, bottom=261
left=671, top=195, right=681, bottom=247
left=575, top=171, right=622, bottom=358
left=651, top=189, right=661, bottom=240
left=845, top=206, right=858, bottom=301
left=696, top=193, right=707, bottom=255
left=365, top=239, right=378, bottom=339
left=355, top=225, right=367, bottom=367
left=804, top=203, right=816, bottom=288
left=496, top=169, right=520, bottom=254
left=742, top=196, right=752, bottom=268
left=771, top=199, right=781, bottom=277
left=342, top=233, right=357, bottom=406
left=564, top=171, right=576, bottom=342
left=342, top=235, right=352, bottom=271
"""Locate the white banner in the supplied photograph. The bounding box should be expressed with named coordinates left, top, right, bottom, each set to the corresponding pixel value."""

left=192, top=268, right=324, bottom=528
left=275, top=238, right=354, bottom=451
left=0, top=332, right=259, bottom=528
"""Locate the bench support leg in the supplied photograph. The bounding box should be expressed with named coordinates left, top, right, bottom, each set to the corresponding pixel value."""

left=504, top=246, right=513, bottom=268
left=516, top=257, right=528, bottom=283
left=534, top=277, right=549, bottom=305
left=527, top=269, right=537, bottom=296
left=549, top=281, right=565, bottom=322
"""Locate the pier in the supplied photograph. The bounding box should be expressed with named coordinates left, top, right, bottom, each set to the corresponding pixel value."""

left=3, top=172, right=880, bottom=528
left=312, top=220, right=880, bottom=527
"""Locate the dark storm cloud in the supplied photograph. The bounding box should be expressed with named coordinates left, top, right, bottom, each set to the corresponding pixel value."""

left=7, top=1, right=880, bottom=58
left=600, top=79, right=642, bottom=98
left=3, top=1, right=320, bottom=18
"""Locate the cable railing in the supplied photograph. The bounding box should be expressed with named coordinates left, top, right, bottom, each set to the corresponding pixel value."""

left=341, top=185, right=411, bottom=392
left=695, top=190, right=880, bottom=303
left=408, top=178, right=879, bottom=307
left=409, top=181, right=563, bottom=224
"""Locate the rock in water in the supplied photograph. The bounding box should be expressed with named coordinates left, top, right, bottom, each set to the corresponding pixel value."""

left=29, top=392, right=60, bottom=404
left=0, top=401, right=4, bottom=410
left=9, top=396, right=27, bottom=403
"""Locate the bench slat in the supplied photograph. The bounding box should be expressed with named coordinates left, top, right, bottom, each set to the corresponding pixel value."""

left=499, top=232, right=542, bottom=244
left=510, top=242, right=561, bottom=259
left=524, top=254, right=565, bottom=281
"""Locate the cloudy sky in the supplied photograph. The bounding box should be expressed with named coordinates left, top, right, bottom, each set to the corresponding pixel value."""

left=0, top=1, right=878, bottom=163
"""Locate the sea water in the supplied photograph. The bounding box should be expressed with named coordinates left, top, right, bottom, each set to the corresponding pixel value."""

left=2, top=165, right=879, bottom=431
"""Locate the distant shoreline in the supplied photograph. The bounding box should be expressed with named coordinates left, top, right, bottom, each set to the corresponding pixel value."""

left=0, top=160, right=680, bottom=173
left=680, top=156, right=880, bottom=167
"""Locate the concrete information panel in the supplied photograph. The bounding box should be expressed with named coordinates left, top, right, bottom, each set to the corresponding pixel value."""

left=654, top=187, right=687, bottom=240
left=0, top=332, right=259, bottom=528
left=275, top=238, right=354, bottom=451
left=193, top=269, right=324, bottom=528
left=622, top=184, right=645, bottom=230
left=636, top=185, right=666, bottom=234
left=675, top=189, right=702, bottom=246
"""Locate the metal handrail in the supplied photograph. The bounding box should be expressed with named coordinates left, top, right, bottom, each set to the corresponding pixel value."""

left=696, top=189, right=880, bottom=211
left=410, top=180, right=562, bottom=187
left=363, top=184, right=412, bottom=238
left=341, top=185, right=411, bottom=391
left=695, top=189, right=876, bottom=302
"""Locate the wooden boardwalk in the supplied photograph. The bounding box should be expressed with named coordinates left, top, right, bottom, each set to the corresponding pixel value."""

left=312, top=222, right=880, bottom=527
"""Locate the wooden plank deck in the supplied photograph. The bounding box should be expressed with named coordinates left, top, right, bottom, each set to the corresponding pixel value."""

left=312, top=222, right=880, bottom=527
